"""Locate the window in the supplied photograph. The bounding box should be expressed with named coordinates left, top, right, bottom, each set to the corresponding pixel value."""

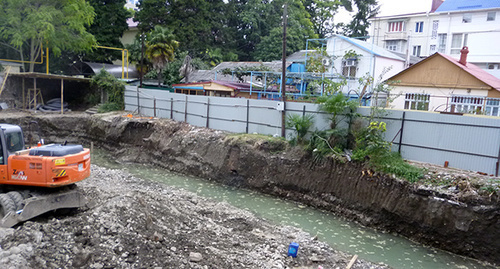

left=451, top=96, right=500, bottom=116
left=430, top=45, right=436, bottom=53
left=487, top=12, right=496, bottom=21
left=412, top=45, right=421, bottom=57
left=451, top=33, right=468, bottom=54
left=462, top=13, right=472, bottom=23
left=388, top=21, right=405, bottom=32
left=415, top=21, right=424, bottom=33
left=5, top=131, right=23, bottom=152
left=385, top=40, right=400, bottom=52
left=342, top=59, right=357, bottom=78
left=451, top=96, right=484, bottom=114
left=438, top=34, right=447, bottom=53
left=404, top=93, right=430, bottom=111
left=431, top=20, right=439, bottom=39
left=485, top=98, right=500, bottom=116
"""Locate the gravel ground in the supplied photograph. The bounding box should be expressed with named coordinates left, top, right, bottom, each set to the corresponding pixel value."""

left=0, top=165, right=388, bottom=269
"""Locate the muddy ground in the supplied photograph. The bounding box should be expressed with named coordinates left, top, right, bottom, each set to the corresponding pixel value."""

left=0, top=165, right=386, bottom=269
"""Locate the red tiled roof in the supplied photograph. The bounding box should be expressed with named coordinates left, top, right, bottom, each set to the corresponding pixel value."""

left=438, top=52, right=500, bottom=92
left=172, top=82, right=210, bottom=87
left=172, top=81, right=261, bottom=91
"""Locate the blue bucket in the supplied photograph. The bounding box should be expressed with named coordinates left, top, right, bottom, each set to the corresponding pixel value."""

left=288, top=242, right=299, bottom=258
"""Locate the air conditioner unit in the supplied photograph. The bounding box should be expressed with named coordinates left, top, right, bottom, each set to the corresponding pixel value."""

left=344, top=59, right=357, bottom=67
left=321, top=58, right=331, bottom=66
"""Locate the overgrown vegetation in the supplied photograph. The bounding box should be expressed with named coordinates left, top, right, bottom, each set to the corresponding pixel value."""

left=351, top=121, right=422, bottom=182
left=285, top=113, right=315, bottom=145
left=283, top=58, right=424, bottom=182
left=90, top=69, right=125, bottom=113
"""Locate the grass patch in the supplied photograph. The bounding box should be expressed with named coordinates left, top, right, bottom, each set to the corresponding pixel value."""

left=370, top=152, right=424, bottom=183
left=226, top=133, right=287, bottom=153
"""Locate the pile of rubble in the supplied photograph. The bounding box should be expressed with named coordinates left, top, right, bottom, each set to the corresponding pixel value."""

left=0, top=165, right=387, bottom=269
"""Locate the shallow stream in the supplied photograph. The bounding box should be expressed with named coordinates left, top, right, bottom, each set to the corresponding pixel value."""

left=93, top=150, right=495, bottom=269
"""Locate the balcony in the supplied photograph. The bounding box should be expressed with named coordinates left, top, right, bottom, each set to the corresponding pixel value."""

left=383, top=32, right=408, bottom=41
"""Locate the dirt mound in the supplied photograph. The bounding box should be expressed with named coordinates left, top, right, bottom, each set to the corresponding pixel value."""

left=0, top=165, right=385, bottom=269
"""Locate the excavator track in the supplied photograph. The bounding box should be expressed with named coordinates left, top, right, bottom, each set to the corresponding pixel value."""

left=0, top=186, right=87, bottom=228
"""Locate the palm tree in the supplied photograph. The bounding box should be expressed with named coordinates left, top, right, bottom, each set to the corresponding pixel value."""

left=145, top=26, right=179, bottom=86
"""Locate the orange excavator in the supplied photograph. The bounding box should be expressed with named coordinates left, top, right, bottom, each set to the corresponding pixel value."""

left=0, top=123, right=90, bottom=227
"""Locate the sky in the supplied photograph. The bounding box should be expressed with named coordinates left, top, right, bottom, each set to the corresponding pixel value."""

left=336, top=0, right=433, bottom=23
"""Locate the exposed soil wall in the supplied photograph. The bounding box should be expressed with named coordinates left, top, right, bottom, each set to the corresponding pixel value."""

left=4, top=112, right=499, bottom=265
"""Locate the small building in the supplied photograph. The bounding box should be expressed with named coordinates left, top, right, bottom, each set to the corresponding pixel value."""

left=120, top=18, right=139, bottom=47
left=325, top=35, right=406, bottom=89
left=172, top=80, right=299, bottom=100
left=388, top=47, right=500, bottom=116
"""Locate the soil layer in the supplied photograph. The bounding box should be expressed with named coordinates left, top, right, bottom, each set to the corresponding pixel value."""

left=2, top=111, right=499, bottom=266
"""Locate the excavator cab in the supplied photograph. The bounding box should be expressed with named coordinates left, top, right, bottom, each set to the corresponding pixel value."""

left=0, top=124, right=25, bottom=165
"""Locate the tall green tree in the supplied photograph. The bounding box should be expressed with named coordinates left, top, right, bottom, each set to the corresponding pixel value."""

left=343, top=0, right=379, bottom=39
left=302, top=0, right=344, bottom=38
left=0, top=0, right=96, bottom=72
left=224, top=0, right=276, bottom=60
left=85, top=0, right=130, bottom=63
left=145, top=25, right=179, bottom=86
left=135, top=0, right=230, bottom=58
left=253, top=0, right=318, bottom=61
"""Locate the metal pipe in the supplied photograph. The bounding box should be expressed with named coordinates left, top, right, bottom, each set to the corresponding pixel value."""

left=121, top=50, right=125, bottom=79
left=0, top=42, right=44, bottom=64
left=46, top=43, right=49, bottom=74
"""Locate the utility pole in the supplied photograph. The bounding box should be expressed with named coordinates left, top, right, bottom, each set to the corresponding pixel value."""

left=281, top=3, right=288, bottom=138
left=140, top=33, right=145, bottom=88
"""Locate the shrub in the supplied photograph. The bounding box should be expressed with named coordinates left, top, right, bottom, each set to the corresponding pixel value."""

left=90, top=69, right=125, bottom=112
left=285, top=113, right=315, bottom=144
left=352, top=121, right=423, bottom=182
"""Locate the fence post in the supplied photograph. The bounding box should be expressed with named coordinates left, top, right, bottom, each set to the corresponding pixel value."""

left=302, top=105, right=306, bottom=117
left=206, top=98, right=210, bottom=128
left=184, top=95, right=188, bottom=122
left=281, top=102, right=286, bottom=137
left=137, top=86, right=140, bottom=114
left=153, top=98, right=156, bottom=118
left=398, top=111, right=406, bottom=154
left=496, top=134, right=500, bottom=177
left=246, top=99, right=250, bottom=134
left=170, top=98, right=173, bottom=119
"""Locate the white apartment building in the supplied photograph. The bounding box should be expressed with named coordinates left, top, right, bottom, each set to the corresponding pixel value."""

left=369, top=0, right=500, bottom=78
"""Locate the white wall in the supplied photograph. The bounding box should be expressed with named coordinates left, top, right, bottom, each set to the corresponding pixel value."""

left=326, top=37, right=405, bottom=94
left=390, top=85, right=488, bottom=111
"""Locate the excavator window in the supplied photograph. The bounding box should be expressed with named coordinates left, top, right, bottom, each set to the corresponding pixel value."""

left=0, top=138, right=3, bottom=165
left=6, top=131, right=23, bottom=153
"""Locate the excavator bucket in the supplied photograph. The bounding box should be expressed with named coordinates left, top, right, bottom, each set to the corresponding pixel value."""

left=0, top=189, right=87, bottom=228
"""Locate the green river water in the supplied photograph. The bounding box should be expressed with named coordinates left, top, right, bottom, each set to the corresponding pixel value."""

left=93, top=150, right=496, bottom=269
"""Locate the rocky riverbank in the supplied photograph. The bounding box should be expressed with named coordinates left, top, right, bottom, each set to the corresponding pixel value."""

left=0, top=165, right=385, bottom=269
